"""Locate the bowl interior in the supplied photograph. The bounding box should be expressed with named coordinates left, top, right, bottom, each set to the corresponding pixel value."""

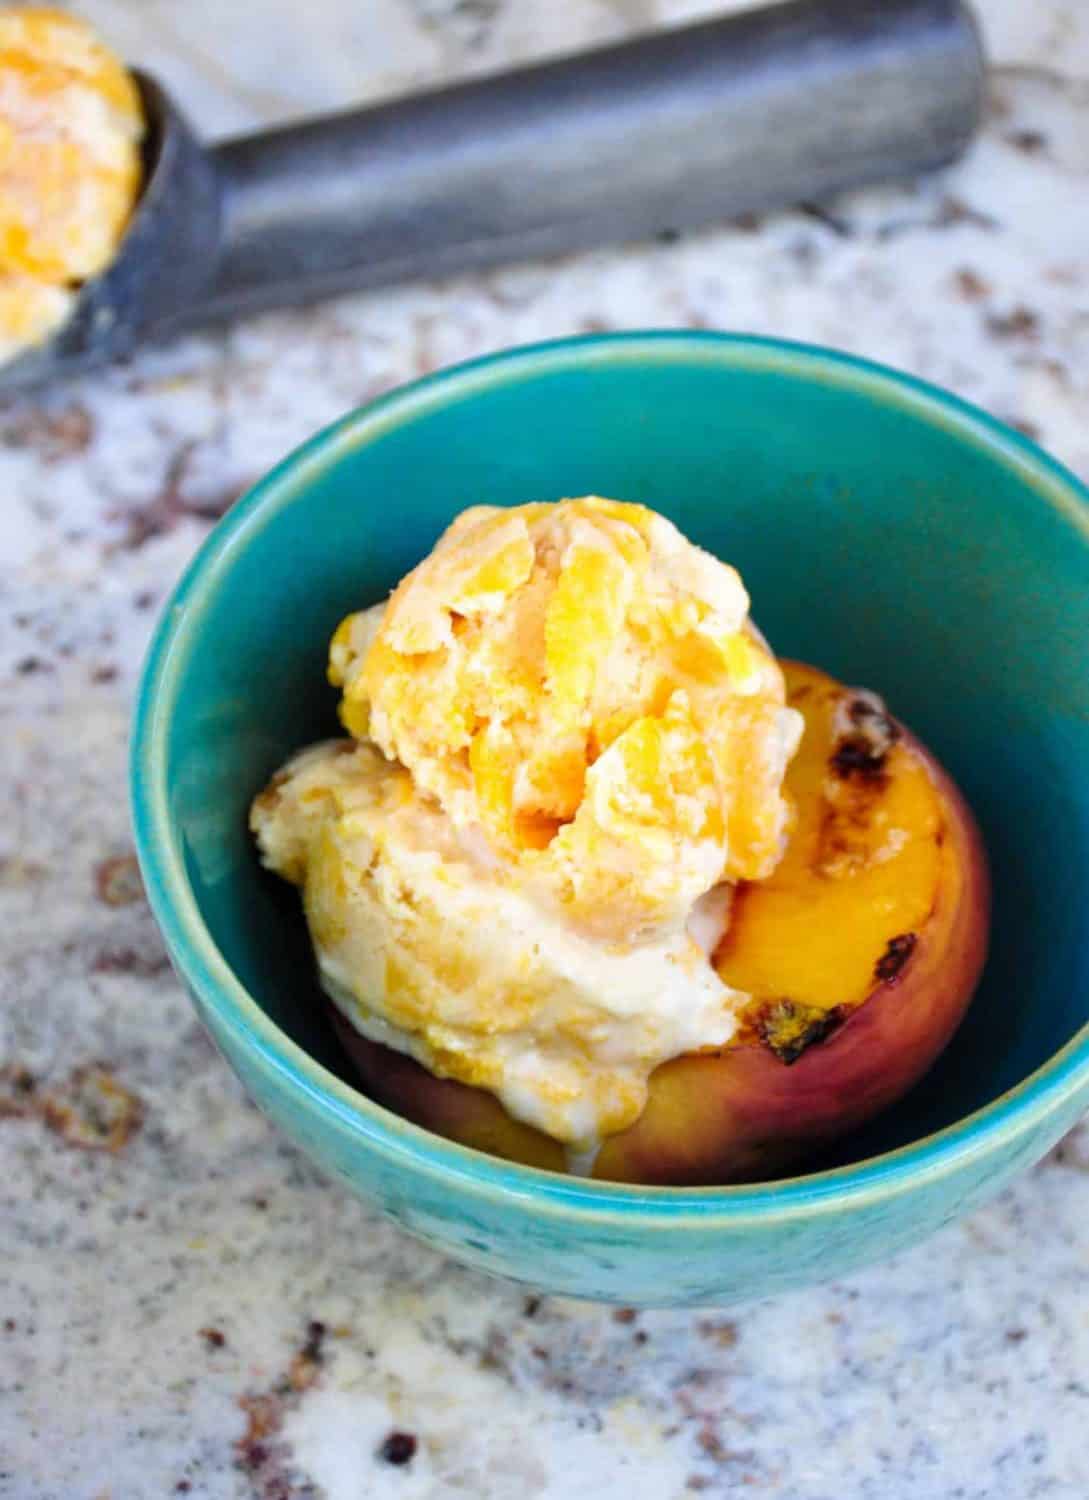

left=157, top=336, right=1089, bottom=1175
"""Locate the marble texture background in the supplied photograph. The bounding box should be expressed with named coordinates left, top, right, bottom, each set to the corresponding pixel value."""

left=2, top=1, right=1089, bottom=1496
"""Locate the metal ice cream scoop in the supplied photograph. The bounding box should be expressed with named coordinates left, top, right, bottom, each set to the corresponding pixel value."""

left=0, top=0, right=984, bottom=392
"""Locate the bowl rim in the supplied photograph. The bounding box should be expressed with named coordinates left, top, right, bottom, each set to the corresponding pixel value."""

left=131, top=329, right=1089, bottom=1224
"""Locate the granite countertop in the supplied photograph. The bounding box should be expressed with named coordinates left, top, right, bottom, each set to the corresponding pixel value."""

left=3, top=1, right=1089, bottom=1496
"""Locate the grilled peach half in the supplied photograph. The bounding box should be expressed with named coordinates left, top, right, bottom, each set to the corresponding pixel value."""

left=331, top=661, right=990, bottom=1184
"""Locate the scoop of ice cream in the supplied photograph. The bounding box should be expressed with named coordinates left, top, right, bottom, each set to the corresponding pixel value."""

left=256, top=500, right=803, bottom=1148
left=0, top=8, right=143, bottom=357
left=252, top=738, right=744, bottom=1151
left=330, top=498, right=802, bottom=943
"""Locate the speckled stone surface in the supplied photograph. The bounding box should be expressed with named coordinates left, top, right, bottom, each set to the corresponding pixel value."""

left=3, top=2, right=1089, bottom=1496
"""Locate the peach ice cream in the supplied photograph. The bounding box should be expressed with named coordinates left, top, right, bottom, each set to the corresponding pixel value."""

left=0, top=8, right=144, bottom=360
left=253, top=499, right=802, bottom=1155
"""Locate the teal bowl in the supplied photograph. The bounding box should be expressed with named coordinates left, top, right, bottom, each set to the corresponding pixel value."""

left=131, top=333, right=1089, bottom=1306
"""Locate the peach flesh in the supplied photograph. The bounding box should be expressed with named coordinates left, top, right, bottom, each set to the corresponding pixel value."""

left=329, top=663, right=990, bottom=1185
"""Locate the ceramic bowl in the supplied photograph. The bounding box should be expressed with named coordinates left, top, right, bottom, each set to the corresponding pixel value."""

left=131, top=333, right=1089, bottom=1306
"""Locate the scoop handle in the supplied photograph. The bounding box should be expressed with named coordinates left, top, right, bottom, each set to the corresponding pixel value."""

left=206, top=0, right=983, bottom=319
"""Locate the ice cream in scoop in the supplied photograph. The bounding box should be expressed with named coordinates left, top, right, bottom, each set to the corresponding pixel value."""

left=0, top=8, right=144, bottom=361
